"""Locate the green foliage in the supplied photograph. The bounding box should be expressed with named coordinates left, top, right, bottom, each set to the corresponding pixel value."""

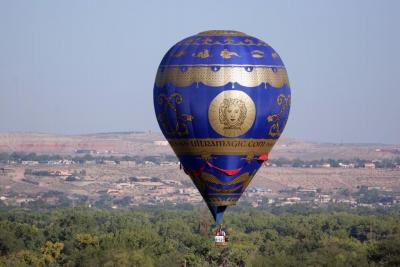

left=41, top=241, right=64, bottom=265
left=0, top=207, right=399, bottom=266
left=368, top=234, right=400, bottom=266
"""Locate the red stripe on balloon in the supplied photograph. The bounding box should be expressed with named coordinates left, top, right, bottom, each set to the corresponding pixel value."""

left=182, top=154, right=268, bottom=177
left=205, top=161, right=242, bottom=176
left=257, top=154, right=268, bottom=161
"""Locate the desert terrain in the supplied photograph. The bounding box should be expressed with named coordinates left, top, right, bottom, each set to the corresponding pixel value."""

left=0, top=132, right=399, bottom=208
left=0, top=132, right=399, bottom=160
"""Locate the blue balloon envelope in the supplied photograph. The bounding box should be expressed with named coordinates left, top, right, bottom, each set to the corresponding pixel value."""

left=153, top=30, right=291, bottom=223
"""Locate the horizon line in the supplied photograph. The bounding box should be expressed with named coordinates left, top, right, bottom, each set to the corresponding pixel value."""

left=0, top=130, right=398, bottom=146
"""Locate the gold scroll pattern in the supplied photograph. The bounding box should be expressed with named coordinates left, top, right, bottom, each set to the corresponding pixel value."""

left=204, top=170, right=258, bottom=192
left=267, top=94, right=291, bottom=137
left=220, top=49, right=240, bottom=59
left=191, top=170, right=258, bottom=206
left=170, top=49, right=279, bottom=61
left=155, top=66, right=289, bottom=88
left=190, top=170, right=254, bottom=191
left=172, top=50, right=186, bottom=58
left=176, top=36, right=269, bottom=46
left=157, top=93, right=193, bottom=137
left=168, top=138, right=276, bottom=159
left=202, top=171, right=251, bottom=186
left=192, top=49, right=211, bottom=58
left=251, top=50, right=265, bottom=58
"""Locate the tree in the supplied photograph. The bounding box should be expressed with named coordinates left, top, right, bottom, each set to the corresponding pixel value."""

left=369, top=235, right=400, bottom=266
left=41, top=241, right=64, bottom=265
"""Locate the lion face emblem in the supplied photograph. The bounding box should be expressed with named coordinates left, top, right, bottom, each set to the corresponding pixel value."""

left=209, top=90, right=256, bottom=137
left=219, top=98, right=247, bottom=129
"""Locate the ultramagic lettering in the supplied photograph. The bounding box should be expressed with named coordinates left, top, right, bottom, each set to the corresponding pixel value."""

left=169, top=139, right=269, bottom=148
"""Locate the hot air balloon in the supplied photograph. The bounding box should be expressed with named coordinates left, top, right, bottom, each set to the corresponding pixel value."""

left=153, top=30, right=291, bottom=228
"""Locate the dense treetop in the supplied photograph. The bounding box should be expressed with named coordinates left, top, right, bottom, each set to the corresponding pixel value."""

left=0, top=206, right=399, bottom=266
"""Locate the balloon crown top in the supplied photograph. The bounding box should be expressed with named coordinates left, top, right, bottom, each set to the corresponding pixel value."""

left=158, top=30, right=285, bottom=69
left=197, top=30, right=247, bottom=36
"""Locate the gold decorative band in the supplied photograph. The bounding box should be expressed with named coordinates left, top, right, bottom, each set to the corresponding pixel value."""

left=207, top=198, right=239, bottom=206
left=201, top=172, right=251, bottom=186
left=197, top=30, right=246, bottom=36
left=155, top=66, right=289, bottom=88
left=176, top=38, right=269, bottom=46
left=207, top=184, right=243, bottom=193
left=168, top=138, right=276, bottom=156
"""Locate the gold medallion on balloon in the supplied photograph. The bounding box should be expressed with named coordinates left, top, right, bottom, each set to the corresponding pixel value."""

left=208, top=90, right=256, bottom=137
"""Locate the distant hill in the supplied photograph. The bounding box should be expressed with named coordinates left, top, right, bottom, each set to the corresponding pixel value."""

left=0, top=132, right=398, bottom=160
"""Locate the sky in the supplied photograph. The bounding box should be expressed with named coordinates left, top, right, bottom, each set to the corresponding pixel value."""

left=0, top=0, right=399, bottom=144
